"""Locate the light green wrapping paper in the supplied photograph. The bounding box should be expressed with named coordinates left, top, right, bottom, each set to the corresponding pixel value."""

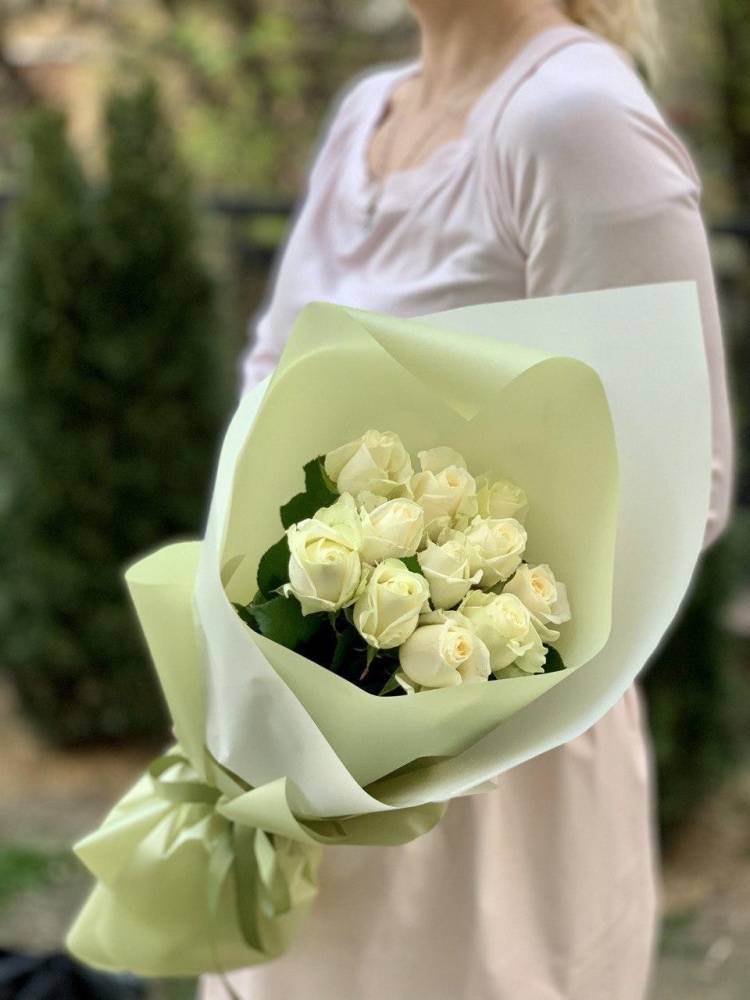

left=67, top=297, right=623, bottom=977
left=65, top=541, right=321, bottom=975
left=199, top=302, right=618, bottom=810
left=66, top=541, right=445, bottom=976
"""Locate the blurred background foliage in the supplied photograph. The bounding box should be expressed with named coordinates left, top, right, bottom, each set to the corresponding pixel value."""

left=0, top=0, right=747, bottom=834
left=0, top=81, right=225, bottom=745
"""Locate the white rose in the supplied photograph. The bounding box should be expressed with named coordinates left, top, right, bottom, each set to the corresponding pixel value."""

left=285, top=498, right=363, bottom=615
left=503, top=563, right=571, bottom=641
left=398, top=620, right=491, bottom=690
left=410, top=447, right=477, bottom=540
left=359, top=498, right=424, bottom=565
left=313, top=492, right=362, bottom=545
left=417, top=535, right=482, bottom=609
left=464, top=516, right=527, bottom=587
left=459, top=591, right=546, bottom=674
left=324, top=430, right=412, bottom=500
left=476, top=475, right=528, bottom=522
left=353, top=558, right=430, bottom=649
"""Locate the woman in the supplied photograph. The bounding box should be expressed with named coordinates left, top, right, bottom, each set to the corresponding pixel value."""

left=203, top=1, right=733, bottom=997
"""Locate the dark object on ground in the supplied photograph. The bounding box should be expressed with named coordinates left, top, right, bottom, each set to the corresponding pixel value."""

left=0, top=948, right=145, bottom=999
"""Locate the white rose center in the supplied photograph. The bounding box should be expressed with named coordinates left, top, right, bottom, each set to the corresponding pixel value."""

left=497, top=527, right=517, bottom=550
left=388, top=578, right=415, bottom=596
left=442, top=630, right=473, bottom=666
left=532, top=575, right=555, bottom=602
left=308, top=539, right=346, bottom=564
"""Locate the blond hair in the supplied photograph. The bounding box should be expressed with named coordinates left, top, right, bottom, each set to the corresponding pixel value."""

left=563, top=0, right=664, bottom=83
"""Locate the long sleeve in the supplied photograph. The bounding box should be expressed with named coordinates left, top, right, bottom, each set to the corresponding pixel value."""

left=239, top=74, right=372, bottom=393
left=495, top=62, right=734, bottom=550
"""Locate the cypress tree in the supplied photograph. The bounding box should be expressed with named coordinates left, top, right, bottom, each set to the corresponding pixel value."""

left=1, top=84, right=226, bottom=745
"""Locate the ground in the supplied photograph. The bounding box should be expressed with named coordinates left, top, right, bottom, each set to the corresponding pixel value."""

left=1, top=682, right=748, bottom=1000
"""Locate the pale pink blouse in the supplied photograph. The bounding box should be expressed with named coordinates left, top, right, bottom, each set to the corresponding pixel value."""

left=204, top=22, right=734, bottom=1000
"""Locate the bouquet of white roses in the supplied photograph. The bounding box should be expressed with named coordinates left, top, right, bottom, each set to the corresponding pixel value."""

left=66, top=282, right=711, bottom=981
left=240, top=431, right=571, bottom=697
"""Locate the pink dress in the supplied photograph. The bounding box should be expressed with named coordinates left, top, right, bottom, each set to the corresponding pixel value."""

left=202, top=23, right=733, bottom=1000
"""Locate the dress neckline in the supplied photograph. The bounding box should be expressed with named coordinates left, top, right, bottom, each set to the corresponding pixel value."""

left=358, top=22, right=598, bottom=198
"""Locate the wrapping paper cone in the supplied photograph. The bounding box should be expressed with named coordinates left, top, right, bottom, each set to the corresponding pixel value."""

left=67, top=281, right=711, bottom=976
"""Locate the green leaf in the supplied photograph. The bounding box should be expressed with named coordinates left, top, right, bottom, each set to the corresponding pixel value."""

left=256, top=535, right=290, bottom=598
left=306, top=455, right=337, bottom=494
left=544, top=646, right=567, bottom=673
left=378, top=672, right=401, bottom=696
left=279, top=492, right=315, bottom=531
left=242, top=594, right=324, bottom=649
left=280, top=456, right=338, bottom=529
left=234, top=602, right=259, bottom=632
left=401, top=555, right=422, bottom=575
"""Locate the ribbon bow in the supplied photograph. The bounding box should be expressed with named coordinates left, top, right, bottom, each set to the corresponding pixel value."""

left=147, top=750, right=307, bottom=993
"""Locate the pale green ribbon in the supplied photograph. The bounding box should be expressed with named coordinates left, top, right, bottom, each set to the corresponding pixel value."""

left=148, top=751, right=295, bottom=996
left=145, top=745, right=447, bottom=990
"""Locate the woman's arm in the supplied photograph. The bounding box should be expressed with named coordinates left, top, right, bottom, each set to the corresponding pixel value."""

left=495, top=73, right=734, bottom=550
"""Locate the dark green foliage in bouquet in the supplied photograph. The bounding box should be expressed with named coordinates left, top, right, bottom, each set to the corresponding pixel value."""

left=234, top=456, right=568, bottom=698
left=0, top=83, right=227, bottom=746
